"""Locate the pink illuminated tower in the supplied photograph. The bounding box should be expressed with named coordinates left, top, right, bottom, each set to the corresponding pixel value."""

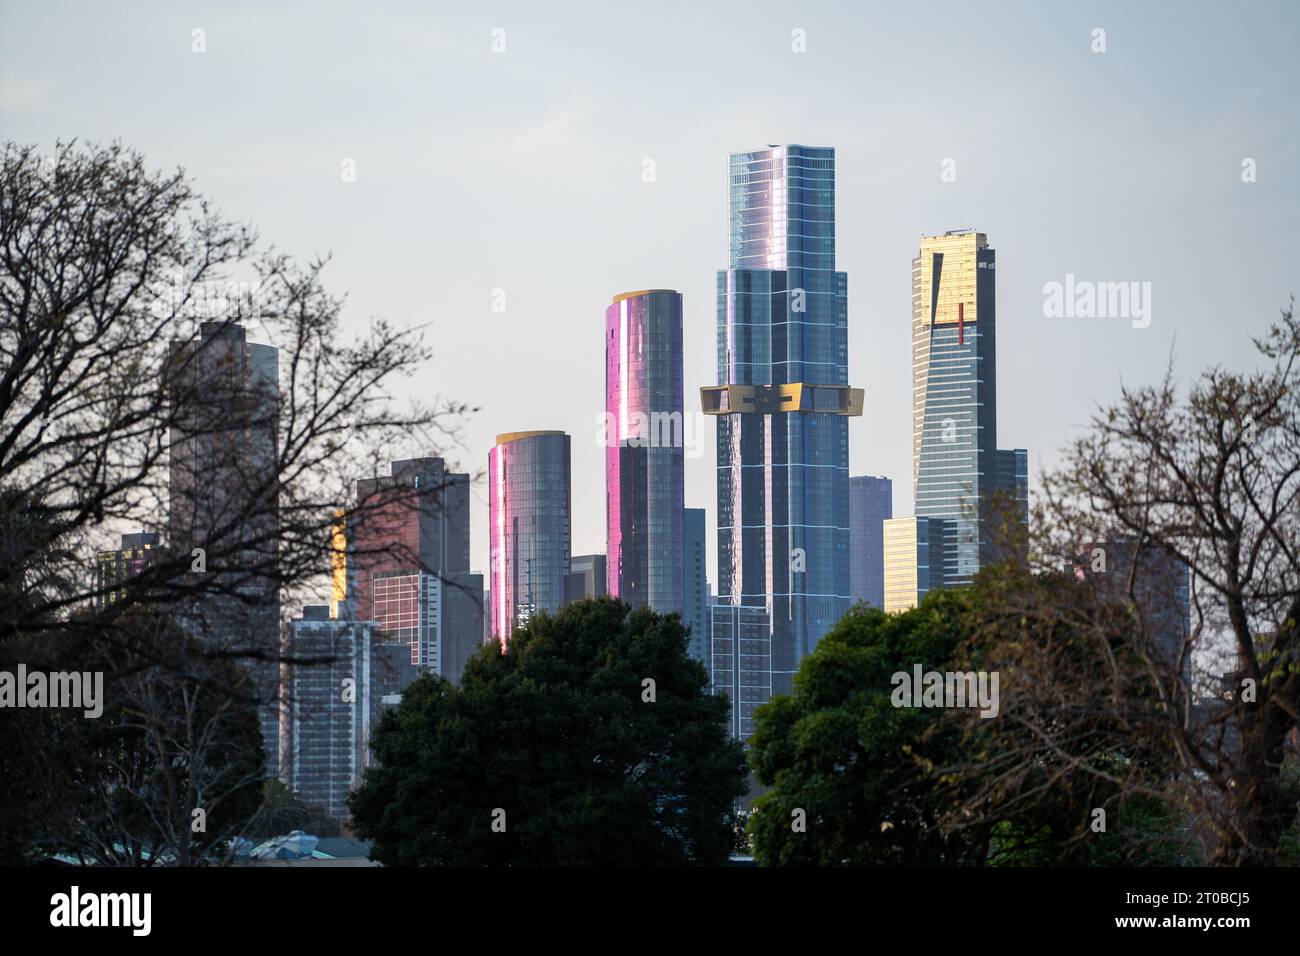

left=488, top=430, right=571, bottom=645
left=604, top=290, right=684, bottom=614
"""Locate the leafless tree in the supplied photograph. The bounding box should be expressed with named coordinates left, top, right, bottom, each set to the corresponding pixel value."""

left=946, top=305, right=1300, bottom=865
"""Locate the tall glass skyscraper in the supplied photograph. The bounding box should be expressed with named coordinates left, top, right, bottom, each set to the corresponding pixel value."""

left=912, top=230, right=998, bottom=586
left=488, top=430, right=571, bottom=644
left=605, top=289, right=684, bottom=614
left=702, top=145, right=863, bottom=696
left=912, top=230, right=1027, bottom=585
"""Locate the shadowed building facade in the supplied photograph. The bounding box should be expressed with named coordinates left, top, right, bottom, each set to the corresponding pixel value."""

left=703, top=145, right=863, bottom=696
left=849, top=476, right=892, bottom=608
left=167, top=320, right=280, bottom=776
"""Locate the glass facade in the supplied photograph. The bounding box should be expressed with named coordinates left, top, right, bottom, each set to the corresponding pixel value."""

left=912, top=231, right=999, bottom=586
left=488, top=431, right=571, bottom=644
left=882, top=516, right=948, bottom=613
left=605, top=290, right=684, bottom=614
left=849, top=476, right=892, bottom=608
left=350, top=457, right=470, bottom=627
left=707, top=604, right=773, bottom=741
left=711, top=145, right=860, bottom=696
left=682, top=507, right=708, bottom=662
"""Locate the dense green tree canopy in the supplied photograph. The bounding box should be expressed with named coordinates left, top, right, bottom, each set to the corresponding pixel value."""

left=350, top=597, right=748, bottom=865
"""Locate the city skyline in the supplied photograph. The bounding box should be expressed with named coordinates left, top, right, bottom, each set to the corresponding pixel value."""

left=6, top=2, right=1294, bottom=592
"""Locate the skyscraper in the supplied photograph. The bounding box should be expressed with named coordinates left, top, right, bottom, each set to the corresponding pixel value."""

left=682, top=507, right=709, bottom=663
left=350, top=457, right=470, bottom=624
left=912, top=230, right=997, bottom=587
left=702, top=145, right=863, bottom=696
left=605, top=289, right=684, bottom=614
left=912, top=230, right=1027, bottom=584
left=489, top=430, right=571, bottom=643
left=167, top=320, right=280, bottom=776
left=849, top=476, right=892, bottom=608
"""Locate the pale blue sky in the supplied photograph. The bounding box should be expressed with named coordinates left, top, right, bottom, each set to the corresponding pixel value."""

left=3, top=0, right=1297, bottom=587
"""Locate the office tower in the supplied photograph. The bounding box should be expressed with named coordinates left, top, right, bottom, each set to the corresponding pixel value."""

left=167, top=320, right=280, bottom=776
left=882, top=516, right=948, bottom=613
left=707, top=604, right=772, bottom=741
left=702, top=145, right=863, bottom=696
left=350, top=457, right=470, bottom=624
left=488, top=430, right=571, bottom=643
left=849, top=476, right=893, bottom=608
left=280, top=605, right=377, bottom=820
left=95, top=531, right=161, bottom=611
left=605, top=289, right=685, bottom=614
left=565, top=554, right=608, bottom=603
left=370, top=569, right=483, bottom=684
left=682, top=508, right=709, bottom=662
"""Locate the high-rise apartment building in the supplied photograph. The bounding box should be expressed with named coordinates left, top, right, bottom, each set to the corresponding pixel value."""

left=605, top=289, right=685, bottom=614
left=912, top=230, right=1027, bottom=584
left=682, top=508, right=709, bottom=663
left=370, top=569, right=484, bottom=684
left=488, top=430, right=571, bottom=643
left=280, top=605, right=376, bottom=820
left=849, top=476, right=892, bottom=608
left=95, top=531, right=161, bottom=611
left=167, top=320, right=281, bottom=776
left=703, top=145, right=863, bottom=696
left=350, top=458, right=470, bottom=623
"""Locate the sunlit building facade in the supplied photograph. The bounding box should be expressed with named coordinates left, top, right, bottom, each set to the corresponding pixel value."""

left=882, top=516, right=948, bottom=614
left=703, top=144, right=863, bottom=696
left=605, top=289, right=684, bottom=614
left=488, top=430, right=571, bottom=643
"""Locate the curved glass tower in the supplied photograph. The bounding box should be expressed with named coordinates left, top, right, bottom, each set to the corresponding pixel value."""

left=488, top=430, right=571, bottom=644
left=605, top=289, right=684, bottom=614
left=702, top=145, right=863, bottom=696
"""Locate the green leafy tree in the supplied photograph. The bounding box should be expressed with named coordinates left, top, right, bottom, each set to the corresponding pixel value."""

left=747, top=593, right=987, bottom=865
left=749, top=582, right=1201, bottom=866
left=350, top=597, right=748, bottom=865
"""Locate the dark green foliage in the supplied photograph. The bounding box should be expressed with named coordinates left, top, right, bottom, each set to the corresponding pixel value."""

left=350, top=597, right=749, bottom=865
left=747, top=592, right=981, bottom=865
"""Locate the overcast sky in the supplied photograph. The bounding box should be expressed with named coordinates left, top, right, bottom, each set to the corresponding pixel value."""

left=3, top=0, right=1297, bottom=589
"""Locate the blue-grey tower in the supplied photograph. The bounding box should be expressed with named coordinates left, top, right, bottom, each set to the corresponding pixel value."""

left=702, top=145, right=863, bottom=696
